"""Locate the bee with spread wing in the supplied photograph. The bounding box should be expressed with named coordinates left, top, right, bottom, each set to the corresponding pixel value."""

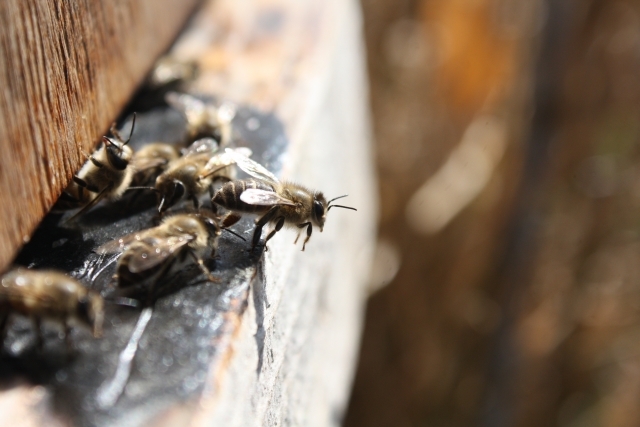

left=96, top=213, right=227, bottom=299
left=211, top=149, right=356, bottom=251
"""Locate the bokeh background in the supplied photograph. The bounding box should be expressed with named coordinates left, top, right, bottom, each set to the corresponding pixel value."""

left=344, top=0, right=640, bottom=426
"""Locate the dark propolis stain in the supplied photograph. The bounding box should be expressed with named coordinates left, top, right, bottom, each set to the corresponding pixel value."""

left=5, top=99, right=287, bottom=427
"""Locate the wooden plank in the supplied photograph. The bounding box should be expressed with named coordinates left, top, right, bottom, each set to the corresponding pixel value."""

left=0, top=0, right=200, bottom=271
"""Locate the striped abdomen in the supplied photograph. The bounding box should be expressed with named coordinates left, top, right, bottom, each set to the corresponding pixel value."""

left=213, top=179, right=275, bottom=213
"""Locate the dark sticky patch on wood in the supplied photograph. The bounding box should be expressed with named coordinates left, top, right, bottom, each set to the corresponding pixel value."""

left=3, top=103, right=287, bottom=426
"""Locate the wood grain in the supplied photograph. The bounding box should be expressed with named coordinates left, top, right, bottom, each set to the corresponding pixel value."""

left=0, top=0, right=199, bottom=271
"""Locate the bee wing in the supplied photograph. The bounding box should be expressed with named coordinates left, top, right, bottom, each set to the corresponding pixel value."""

left=95, top=230, right=155, bottom=254
left=215, top=102, right=237, bottom=124
left=224, top=148, right=279, bottom=184
left=182, top=138, right=219, bottom=157
left=166, top=92, right=206, bottom=124
left=203, top=147, right=253, bottom=171
left=125, top=235, right=194, bottom=273
left=240, top=189, right=297, bottom=206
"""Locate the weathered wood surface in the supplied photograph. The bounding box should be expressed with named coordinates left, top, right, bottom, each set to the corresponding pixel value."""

left=0, top=0, right=200, bottom=271
left=1, top=0, right=376, bottom=425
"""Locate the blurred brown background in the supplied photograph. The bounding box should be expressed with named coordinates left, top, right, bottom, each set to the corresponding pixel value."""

left=345, top=0, right=640, bottom=426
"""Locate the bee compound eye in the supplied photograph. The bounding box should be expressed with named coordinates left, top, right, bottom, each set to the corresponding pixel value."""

left=313, top=200, right=325, bottom=221
left=107, top=144, right=129, bottom=170
left=169, top=181, right=185, bottom=206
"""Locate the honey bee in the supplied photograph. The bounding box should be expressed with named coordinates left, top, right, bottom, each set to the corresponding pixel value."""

left=96, top=213, right=226, bottom=300
left=0, top=268, right=104, bottom=348
left=130, top=142, right=180, bottom=187
left=57, top=114, right=137, bottom=219
left=211, top=149, right=357, bottom=251
left=165, top=92, right=235, bottom=146
left=152, top=138, right=252, bottom=212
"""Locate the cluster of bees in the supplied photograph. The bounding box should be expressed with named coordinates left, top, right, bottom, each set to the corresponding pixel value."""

left=0, top=91, right=356, bottom=351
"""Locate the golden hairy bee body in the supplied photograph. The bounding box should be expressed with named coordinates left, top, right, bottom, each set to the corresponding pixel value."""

left=97, top=213, right=222, bottom=298
left=131, top=142, right=180, bottom=187
left=0, top=268, right=104, bottom=347
left=212, top=149, right=356, bottom=251
left=58, top=114, right=137, bottom=218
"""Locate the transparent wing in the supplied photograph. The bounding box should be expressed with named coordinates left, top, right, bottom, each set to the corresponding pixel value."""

left=203, top=147, right=253, bottom=172
left=224, top=148, right=279, bottom=184
left=125, top=235, right=194, bottom=273
left=216, top=102, right=237, bottom=124
left=165, top=92, right=207, bottom=126
left=240, top=189, right=296, bottom=206
left=182, top=138, right=219, bottom=157
left=95, top=229, right=157, bottom=254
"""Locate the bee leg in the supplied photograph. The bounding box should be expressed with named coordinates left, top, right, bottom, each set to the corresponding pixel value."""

left=72, top=175, right=101, bottom=202
left=264, top=217, right=285, bottom=249
left=32, top=317, right=44, bottom=351
left=297, top=222, right=312, bottom=251
left=89, top=156, right=105, bottom=168
left=59, top=191, right=80, bottom=203
left=188, top=251, right=218, bottom=283
left=65, top=184, right=112, bottom=223
left=252, top=207, right=279, bottom=250
left=191, top=194, right=201, bottom=209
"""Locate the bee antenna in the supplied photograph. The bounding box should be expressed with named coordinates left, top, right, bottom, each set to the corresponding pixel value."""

left=223, top=228, right=246, bottom=241
left=103, top=136, right=116, bottom=147
left=327, top=204, right=357, bottom=212
left=327, top=194, right=349, bottom=204
left=124, top=112, right=136, bottom=146
left=105, top=296, right=140, bottom=308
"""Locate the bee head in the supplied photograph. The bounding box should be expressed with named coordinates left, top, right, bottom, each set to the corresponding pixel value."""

left=104, top=137, right=133, bottom=170
left=156, top=177, right=185, bottom=212
left=77, top=293, right=104, bottom=338
left=312, top=193, right=328, bottom=231
left=196, top=211, right=222, bottom=239
left=104, top=113, right=136, bottom=171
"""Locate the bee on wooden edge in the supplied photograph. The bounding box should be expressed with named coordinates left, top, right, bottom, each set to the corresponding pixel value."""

left=212, top=149, right=357, bottom=251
